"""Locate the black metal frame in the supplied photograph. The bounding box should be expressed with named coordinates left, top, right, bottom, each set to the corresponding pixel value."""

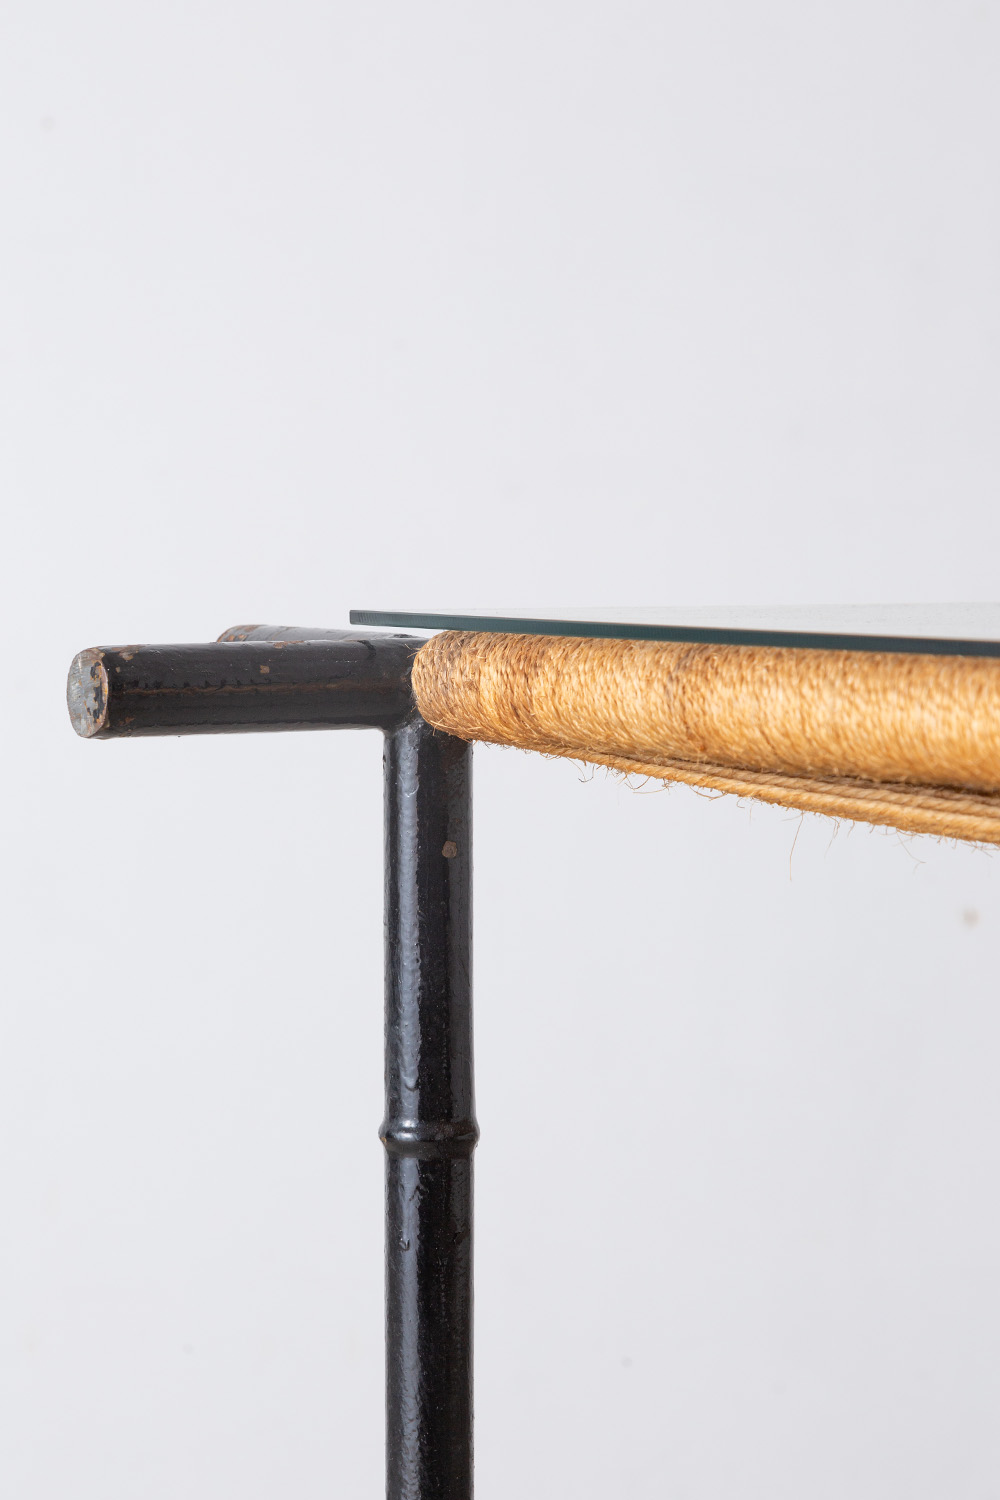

left=67, top=625, right=476, bottom=1500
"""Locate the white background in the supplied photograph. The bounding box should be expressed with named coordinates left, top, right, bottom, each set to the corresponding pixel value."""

left=4, top=3, right=1000, bottom=1496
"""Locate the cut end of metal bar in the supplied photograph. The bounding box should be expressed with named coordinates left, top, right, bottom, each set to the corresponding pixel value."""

left=66, top=649, right=109, bottom=738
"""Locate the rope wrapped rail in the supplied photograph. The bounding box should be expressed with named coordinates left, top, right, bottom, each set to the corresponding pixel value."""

left=411, top=632, right=1000, bottom=845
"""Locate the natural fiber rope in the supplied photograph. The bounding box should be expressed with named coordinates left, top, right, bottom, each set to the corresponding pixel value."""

left=411, top=632, right=1000, bottom=845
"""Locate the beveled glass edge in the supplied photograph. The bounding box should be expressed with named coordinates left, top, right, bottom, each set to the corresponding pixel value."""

left=349, top=609, right=1000, bottom=658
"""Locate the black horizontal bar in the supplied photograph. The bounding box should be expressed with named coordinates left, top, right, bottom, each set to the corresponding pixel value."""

left=67, top=631, right=423, bottom=739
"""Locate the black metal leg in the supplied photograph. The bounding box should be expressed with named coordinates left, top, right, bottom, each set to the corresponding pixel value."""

left=67, top=627, right=478, bottom=1499
left=382, top=720, right=476, bottom=1500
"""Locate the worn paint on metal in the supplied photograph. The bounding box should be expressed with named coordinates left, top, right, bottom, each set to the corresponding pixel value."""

left=66, top=649, right=109, bottom=738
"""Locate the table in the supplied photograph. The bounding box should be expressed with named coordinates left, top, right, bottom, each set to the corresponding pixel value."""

left=66, top=607, right=1000, bottom=1498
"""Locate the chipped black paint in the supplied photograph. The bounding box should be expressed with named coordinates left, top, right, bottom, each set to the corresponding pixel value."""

left=66, top=632, right=420, bottom=737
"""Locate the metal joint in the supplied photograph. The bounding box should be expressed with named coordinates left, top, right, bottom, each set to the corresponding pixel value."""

left=380, top=1119, right=481, bottom=1160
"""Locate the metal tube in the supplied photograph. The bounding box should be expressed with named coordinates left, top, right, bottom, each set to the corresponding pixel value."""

left=382, top=719, right=476, bottom=1500
left=66, top=634, right=419, bottom=738
left=66, top=623, right=478, bottom=1498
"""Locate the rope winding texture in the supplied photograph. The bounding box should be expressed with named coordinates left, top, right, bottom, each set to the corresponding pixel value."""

left=411, top=632, right=1000, bottom=845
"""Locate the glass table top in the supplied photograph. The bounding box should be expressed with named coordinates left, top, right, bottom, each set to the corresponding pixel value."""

left=349, top=605, right=1000, bottom=657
